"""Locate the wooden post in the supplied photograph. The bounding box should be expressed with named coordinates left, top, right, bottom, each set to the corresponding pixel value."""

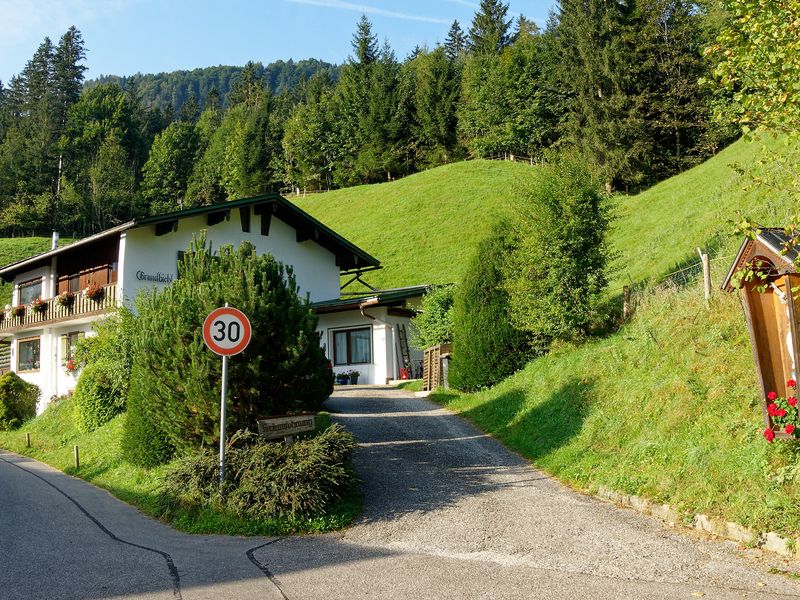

left=73, top=445, right=79, bottom=469
left=698, top=248, right=711, bottom=305
left=623, top=285, right=632, bottom=321
left=25, top=432, right=30, bottom=448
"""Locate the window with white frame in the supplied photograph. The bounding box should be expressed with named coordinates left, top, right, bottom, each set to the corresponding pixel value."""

left=333, top=327, right=371, bottom=366
left=17, top=337, right=40, bottom=372
left=18, top=278, right=43, bottom=304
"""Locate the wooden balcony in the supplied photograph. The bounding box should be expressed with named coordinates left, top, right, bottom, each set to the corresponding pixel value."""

left=0, top=283, right=118, bottom=332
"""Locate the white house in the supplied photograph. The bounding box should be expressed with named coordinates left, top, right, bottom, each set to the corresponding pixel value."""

left=0, top=194, right=424, bottom=411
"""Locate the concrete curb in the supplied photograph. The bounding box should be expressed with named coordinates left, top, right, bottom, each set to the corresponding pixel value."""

left=596, top=485, right=798, bottom=558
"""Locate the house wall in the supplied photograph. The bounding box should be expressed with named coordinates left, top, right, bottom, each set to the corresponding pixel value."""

left=12, top=321, right=95, bottom=413
left=317, top=307, right=423, bottom=385
left=121, top=209, right=340, bottom=304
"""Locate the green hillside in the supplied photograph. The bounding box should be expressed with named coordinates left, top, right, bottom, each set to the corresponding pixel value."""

left=293, top=139, right=775, bottom=295
left=0, top=237, right=67, bottom=304
left=293, top=159, right=536, bottom=290
left=429, top=136, right=800, bottom=538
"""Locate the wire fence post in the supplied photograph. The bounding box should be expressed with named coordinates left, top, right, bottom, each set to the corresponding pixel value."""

left=697, top=248, right=711, bottom=306
left=623, top=285, right=632, bottom=321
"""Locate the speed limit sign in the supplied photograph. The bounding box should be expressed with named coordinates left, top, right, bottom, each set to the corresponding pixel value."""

left=203, top=306, right=252, bottom=356
left=204, top=305, right=252, bottom=485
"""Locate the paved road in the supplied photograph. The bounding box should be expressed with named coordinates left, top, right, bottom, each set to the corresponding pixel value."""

left=2, top=386, right=800, bottom=599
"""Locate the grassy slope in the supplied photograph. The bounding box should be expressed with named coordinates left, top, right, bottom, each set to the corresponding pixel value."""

left=0, top=399, right=356, bottom=535
left=0, top=237, right=66, bottom=304
left=433, top=136, right=800, bottom=537
left=293, top=160, right=536, bottom=290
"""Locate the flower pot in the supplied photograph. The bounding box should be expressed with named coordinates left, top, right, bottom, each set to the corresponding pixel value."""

left=336, top=374, right=350, bottom=385
left=350, top=374, right=359, bottom=385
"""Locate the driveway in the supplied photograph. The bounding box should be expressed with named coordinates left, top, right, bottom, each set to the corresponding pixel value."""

left=2, top=386, right=800, bottom=599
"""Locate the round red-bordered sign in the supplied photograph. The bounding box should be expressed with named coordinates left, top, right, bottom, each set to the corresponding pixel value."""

left=203, top=307, right=252, bottom=356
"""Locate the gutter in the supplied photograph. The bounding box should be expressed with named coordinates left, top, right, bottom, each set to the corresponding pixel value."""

left=359, top=297, right=379, bottom=320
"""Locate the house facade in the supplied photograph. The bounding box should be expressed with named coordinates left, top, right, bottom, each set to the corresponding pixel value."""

left=0, top=194, right=424, bottom=411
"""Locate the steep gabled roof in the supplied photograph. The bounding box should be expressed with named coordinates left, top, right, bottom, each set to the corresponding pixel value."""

left=0, top=194, right=381, bottom=280
left=722, top=228, right=798, bottom=291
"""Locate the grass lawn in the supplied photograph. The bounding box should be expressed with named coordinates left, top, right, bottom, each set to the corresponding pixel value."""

left=0, top=399, right=359, bottom=536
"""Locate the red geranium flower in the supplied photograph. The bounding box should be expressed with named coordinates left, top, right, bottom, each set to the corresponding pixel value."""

left=789, top=397, right=798, bottom=407
left=768, top=391, right=778, bottom=401
left=768, top=403, right=779, bottom=415
left=764, top=428, right=776, bottom=442
left=778, top=409, right=788, bottom=417
left=788, top=379, right=797, bottom=388
left=786, top=424, right=796, bottom=435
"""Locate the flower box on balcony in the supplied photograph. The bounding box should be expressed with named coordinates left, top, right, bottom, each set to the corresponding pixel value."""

left=30, top=298, right=48, bottom=314
left=84, top=282, right=105, bottom=302
left=56, top=291, right=75, bottom=308
left=10, top=306, right=25, bottom=318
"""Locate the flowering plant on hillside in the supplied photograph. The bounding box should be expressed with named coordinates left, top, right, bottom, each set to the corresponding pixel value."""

left=763, top=379, right=800, bottom=442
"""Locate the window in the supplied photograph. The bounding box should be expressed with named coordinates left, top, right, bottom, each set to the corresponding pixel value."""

left=18, top=278, right=43, bottom=304
left=61, top=332, right=84, bottom=363
left=17, top=337, right=40, bottom=372
left=333, top=327, right=371, bottom=366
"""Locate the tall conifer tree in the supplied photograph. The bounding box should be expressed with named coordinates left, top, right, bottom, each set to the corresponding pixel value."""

left=444, top=20, right=467, bottom=61
left=469, top=0, right=512, bottom=54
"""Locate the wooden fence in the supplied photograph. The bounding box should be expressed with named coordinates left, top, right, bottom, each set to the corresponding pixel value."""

left=423, top=343, right=451, bottom=391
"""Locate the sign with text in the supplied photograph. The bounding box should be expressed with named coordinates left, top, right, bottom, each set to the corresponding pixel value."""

left=203, top=307, right=252, bottom=356
left=257, top=414, right=316, bottom=440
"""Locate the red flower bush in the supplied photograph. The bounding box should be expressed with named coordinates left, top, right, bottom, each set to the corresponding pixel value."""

left=763, top=380, right=800, bottom=442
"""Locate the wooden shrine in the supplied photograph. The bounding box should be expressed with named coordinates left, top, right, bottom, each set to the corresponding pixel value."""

left=723, top=229, right=800, bottom=438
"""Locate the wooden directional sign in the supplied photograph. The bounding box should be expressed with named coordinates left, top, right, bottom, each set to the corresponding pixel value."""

left=203, top=306, right=252, bottom=356
left=257, top=414, right=316, bottom=441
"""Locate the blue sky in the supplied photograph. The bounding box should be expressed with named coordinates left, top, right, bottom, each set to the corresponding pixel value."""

left=0, top=0, right=556, bottom=83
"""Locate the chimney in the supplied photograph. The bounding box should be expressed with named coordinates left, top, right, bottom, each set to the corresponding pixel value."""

left=51, top=231, right=59, bottom=250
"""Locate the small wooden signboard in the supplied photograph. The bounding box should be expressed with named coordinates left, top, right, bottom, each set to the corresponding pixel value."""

left=257, top=414, right=316, bottom=442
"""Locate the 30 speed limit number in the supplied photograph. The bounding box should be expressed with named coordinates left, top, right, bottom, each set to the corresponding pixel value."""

left=202, top=307, right=252, bottom=356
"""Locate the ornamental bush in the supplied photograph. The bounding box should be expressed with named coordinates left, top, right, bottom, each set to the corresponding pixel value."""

left=449, top=223, right=534, bottom=392
left=410, top=285, right=455, bottom=350
left=72, top=362, right=126, bottom=432
left=72, top=309, right=136, bottom=433
left=123, top=235, right=333, bottom=466
left=162, top=425, right=357, bottom=519
left=0, top=372, right=39, bottom=430
left=503, top=156, right=611, bottom=342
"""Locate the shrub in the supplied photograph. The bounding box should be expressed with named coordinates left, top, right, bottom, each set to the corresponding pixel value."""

left=503, top=157, right=611, bottom=340
left=449, top=223, right=534, bottom=391
left=162, top=425, right=357, bottom=519
left=410, top=285, right=455, bottom=350
left=0, top=372, right=39, bottom=430
left=73, top=309, right=136, bottom=397
left=71, top=362, right=126, bottom=432
left=123, top=235, right=333, bottom=466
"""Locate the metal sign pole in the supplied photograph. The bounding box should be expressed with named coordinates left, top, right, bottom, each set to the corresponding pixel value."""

left=219, top=352, right=228, bottom=485
left=219, top=301, right=230, bottom=485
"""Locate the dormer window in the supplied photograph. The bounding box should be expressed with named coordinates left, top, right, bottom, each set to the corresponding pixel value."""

left=18, top=278, right=43, bottom=304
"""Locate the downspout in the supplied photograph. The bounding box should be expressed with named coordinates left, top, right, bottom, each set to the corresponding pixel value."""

left=359, top=297, right=379, bottom=320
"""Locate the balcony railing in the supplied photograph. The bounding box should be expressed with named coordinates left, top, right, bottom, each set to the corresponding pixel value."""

left=0, top=283, right=118, bottom=331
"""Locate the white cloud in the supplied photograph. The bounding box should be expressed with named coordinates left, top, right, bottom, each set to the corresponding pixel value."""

left=284, top=0, right=450, bottom=24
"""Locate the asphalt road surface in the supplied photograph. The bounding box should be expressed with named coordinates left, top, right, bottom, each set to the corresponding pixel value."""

left=2, top=386, right=800, bottom=599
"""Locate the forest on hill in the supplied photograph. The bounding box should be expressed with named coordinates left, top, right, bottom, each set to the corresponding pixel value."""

left=86, top=59, right=340, bottom=114
left=0, top=0, right=743, bottom=238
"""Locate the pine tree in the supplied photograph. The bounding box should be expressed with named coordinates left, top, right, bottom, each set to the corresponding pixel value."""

left=227, top=62, right=263, bottom=107
left=179, top=92, right=200, bottom=123
left=352, top=15, right=379, bottom=65
left=444, top=20, right=467, bottom=61
left=469, top=0, right=512, bottom=54
left=52, top=27, right=86, bottom=130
